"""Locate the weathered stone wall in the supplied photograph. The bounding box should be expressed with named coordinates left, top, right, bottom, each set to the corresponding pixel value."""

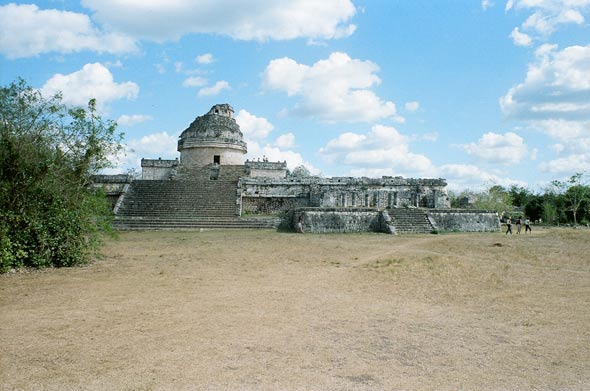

left=427, top=209, right=500, bottom=232
left=179, top=145, right=245, bottom=167
left=243, top=196, right=308, bottom=215
left=90, top=174, right=133, bottom=209
left=286, top=207, right=499, bottom=234
left=141, top=158, right=178, bottom=180
left=90, top=174, right=132, bottom=194
left=245, top=160, right=287, bottom=178
left=313, top=177, right=449, bottom=208
left=240, top=176, right=450, bottom=214
left=242, top=178, right=308, bottom=198
left=292, top=208, right=383, bottom=233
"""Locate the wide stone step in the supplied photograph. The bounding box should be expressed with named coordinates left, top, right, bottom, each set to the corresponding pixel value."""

left=113, top=216, right=281, bottom=230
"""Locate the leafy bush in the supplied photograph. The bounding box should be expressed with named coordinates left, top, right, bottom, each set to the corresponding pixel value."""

left=0, top=79, right=122, bottom=271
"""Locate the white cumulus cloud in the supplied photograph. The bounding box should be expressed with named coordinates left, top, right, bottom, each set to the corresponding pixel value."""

left=198, top=81, right=231, bottom=97
left=532, top=119, right=590, bottom=154
left=501, top=44, right=590, bottom=121
left=196, top=53, right=214, bottom=64
left=127, top=131, right=178, bottom=158
left=506, top=0, right=589, bottom=44
left=235, top=109, right=274, bottom=140
left=105, top=131, right=179, bottom=174
left=404, top=101, right=420, bottom=113
left=274, top=133, right=295, bottom=148
left=539, top=153, right=590, bottom=174
left=510, top=27, right=532, bottom=46
left=0, top=3, right=136, bottom=59
left=1, top=1, right=356, bottom=58
left=262, top=52, right=397, bottom=123
left=117, top=114, right=153, bottom=127
left=41, top=63, right=139, bottom=113
left=461, top=132, right=530, bottom=165
left=439, top=164, right=526, bottom=191
left=319, top=124, right=435, bottom=177
left=500, top=44, right=590, bottom=177
left=234, top=109, right=316, bottom=174
left=81, top=0, right=356, bottom=42
left=198, top=80, right=231, bottom=96
left=182, top=76, right=208, bottom=88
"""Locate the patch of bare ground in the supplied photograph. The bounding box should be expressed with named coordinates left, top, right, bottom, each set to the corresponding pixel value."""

left=1, top=228, right=589, bottom=390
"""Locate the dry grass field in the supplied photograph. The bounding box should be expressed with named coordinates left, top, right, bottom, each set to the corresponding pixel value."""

left=1, top=227, right=589, bottom=390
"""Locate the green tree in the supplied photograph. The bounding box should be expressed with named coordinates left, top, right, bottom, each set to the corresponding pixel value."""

left=0, top=79, right=123, bottom=271
left=541, top=198, right=558, bottom=225
left=472, top=185, right=514, bottom=216
left=508, top=185, right=533, bottom=209
left=523, top=194, right=543, bottom=222
left=551, top=173, right=590, bottom=225
left=448, top=186, right=514, bottom=215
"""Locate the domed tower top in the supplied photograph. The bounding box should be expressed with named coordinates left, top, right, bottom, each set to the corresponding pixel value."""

left=207, top=103, right=234, bottom=118
left=178, top=104, right=247, bottom=167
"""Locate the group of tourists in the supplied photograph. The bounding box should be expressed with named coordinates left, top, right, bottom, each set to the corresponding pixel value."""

left=505, top=216, right=532, bottom=235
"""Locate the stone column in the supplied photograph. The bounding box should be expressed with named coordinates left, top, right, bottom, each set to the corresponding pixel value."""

left=433, top=189, right=438, bottom=208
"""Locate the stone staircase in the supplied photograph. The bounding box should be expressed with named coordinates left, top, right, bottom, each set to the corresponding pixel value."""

left=113, top=165, right=280, bottom=230
left=113, top=216, right=281, bottom=230
left=388, top=208, right=435, bottom=234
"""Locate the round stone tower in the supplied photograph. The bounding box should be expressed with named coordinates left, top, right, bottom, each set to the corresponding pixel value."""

left=177, top=104, right=247, bottom=167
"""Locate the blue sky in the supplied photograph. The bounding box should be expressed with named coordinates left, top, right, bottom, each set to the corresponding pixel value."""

left=1, top=0, right=589, bottom=191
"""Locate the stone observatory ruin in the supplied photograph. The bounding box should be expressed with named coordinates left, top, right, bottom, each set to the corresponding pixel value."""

left=94, top=104, right=499, bottom=233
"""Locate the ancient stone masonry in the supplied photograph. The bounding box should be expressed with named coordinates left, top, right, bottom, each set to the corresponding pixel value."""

left=291, top=207, right=500, bottom=234
left=245, top=160, right=288, bottom=178
left=290, top=208, right=394, bottom=234
left=141, top=158, right=179, bottom=180
left=91, top=103, right=499, bottom=233
left=89, top=174, right=133, bottom=210
left=240, top=176, right=449, bottom=215
left=426, top=209, right=501, bottom=232
left=177, top=104, right=246, bottom=167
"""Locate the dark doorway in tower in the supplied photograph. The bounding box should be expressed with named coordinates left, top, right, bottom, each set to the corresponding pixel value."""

left=213, top=155, right=220, bottom=164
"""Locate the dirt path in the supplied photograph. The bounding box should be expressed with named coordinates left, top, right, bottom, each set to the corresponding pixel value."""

left=1, top=228, right=589, bottom=390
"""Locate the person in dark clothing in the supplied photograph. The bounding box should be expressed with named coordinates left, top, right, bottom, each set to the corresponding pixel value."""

left=525, top=217, right=532, bottom=233
left=505, top=217, right=512, bottom=235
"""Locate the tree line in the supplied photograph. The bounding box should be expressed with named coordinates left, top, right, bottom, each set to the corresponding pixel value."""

left=450, top=174, right=590, bottom=225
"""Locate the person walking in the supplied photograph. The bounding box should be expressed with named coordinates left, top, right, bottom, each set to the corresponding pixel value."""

left=525, top=217, right=532, bottom=234
left=296, top=215, right=304, bottom=233
left=505, top=217, right=512, bottom=235
left=516, top=217, right=522, bottom=234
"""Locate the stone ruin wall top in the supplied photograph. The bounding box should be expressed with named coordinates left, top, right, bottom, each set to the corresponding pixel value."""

left=240, top=175, right=447, bottom=187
